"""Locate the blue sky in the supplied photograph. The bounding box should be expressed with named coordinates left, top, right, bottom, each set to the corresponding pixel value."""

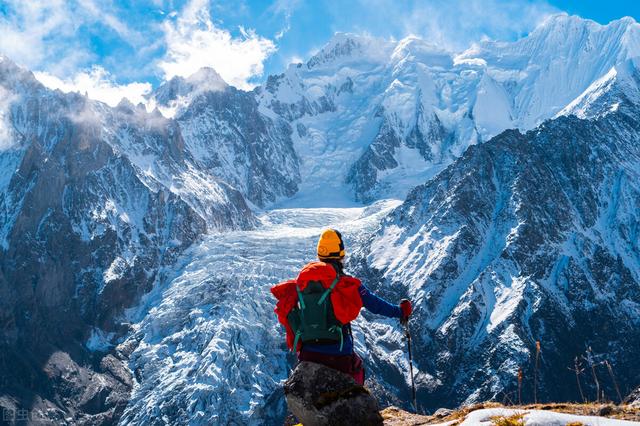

left=1, top=0, right=638, bottom=105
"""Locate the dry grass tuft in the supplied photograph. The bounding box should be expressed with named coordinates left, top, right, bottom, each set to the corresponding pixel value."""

left=491, top=413, right=525, bottom=426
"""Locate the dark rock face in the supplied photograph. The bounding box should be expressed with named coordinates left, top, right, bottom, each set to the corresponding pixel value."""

left=151, top=71, right=301, bottom=208
left=0, top=58, right=257, bottom=423
left=346, top=121, right=403, bottom=203
left=355, top=97, right=640, bottom=412
left=284, top=362, right=383, bottom=426
left=347, top=110, right=447, bottom=202
left=176, top=87, right=300, bottom=207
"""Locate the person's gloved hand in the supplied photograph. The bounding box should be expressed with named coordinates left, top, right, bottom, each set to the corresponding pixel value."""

left=400, top=299, right=412, bottom=325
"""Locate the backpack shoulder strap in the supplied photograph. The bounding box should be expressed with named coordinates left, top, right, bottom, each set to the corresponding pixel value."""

left=295, top=284, right=306, bottom=309
left=317, top=275, right=340, bottom=305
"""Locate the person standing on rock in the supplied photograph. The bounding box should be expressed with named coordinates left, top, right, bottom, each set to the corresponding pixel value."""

left=271, top=228, right=412, bottom=385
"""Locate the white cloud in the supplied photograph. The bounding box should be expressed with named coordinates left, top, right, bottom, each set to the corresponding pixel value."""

left=268, top=0, right=301, bottom=40
left=0, top=0, right=80, bottom=70
left=158, top=0, right=277, bottom=89
left=344, top=0, right=559, bottom=52
left=0, top=0, right=142, bottom=76
left=34, top=67, right=152, bottom=107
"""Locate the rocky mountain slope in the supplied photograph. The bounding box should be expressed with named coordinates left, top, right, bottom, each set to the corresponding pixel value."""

left=360, top=71, right=640, bottom=410
left=0, top=55, right=280, bottom=422
left=150, top=68, right=300, bottom=208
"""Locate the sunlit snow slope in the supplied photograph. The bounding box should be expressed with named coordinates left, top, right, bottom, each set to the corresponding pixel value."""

left=258, top=15, right=640, bottom=202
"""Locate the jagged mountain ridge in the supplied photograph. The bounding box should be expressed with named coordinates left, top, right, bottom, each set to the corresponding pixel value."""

left=359, top=70, right=640, bottom=409
left=256, top=14, right=640, bottom=202
left=0, top=55, right=285, bottom=423
left=149, top=69, right=301, bottom=208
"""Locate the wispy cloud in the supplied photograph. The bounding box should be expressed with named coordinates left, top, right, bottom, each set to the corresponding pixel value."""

left=0, top=0, right=85, bottom=72
left=268, top=0, right=301, bottom=40
left=158, top=0, right=277, bottom=89
left=35, top=67, right=152, bottom=107
left=0, top=0, right=155, bottom=85
left=76, top=0, right=144, bottom=45
left=332, top=0, right=559, bottom=51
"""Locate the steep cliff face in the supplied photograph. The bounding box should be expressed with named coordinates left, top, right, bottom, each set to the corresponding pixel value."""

left=359, top=93, right=640, bottom=410
left=0, top=57, right=256, bottom=423
left=151, top=70, right=300, bottom=208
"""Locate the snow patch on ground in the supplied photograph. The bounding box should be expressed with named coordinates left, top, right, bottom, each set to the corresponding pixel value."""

left=442, top=407, right=640, bottom=425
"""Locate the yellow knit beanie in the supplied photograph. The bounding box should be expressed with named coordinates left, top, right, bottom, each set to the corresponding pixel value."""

left=317, top=228, right=345, bottom=260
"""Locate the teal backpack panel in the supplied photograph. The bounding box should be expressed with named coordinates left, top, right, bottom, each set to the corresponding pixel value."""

left=287, top=277, right=343, bottom=351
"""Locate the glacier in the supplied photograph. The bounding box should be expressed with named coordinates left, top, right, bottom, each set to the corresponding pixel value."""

left=121, top=202, right=401, bottom=424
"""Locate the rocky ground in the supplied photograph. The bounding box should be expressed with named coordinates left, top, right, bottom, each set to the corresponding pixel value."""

left=381, top=403, right=640, bottom=425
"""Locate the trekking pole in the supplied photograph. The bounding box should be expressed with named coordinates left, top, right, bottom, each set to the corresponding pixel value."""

left=403, top=322, right=418, bottom=413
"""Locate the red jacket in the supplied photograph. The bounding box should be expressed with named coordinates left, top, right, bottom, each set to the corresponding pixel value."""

left=270, top=261, right=363, bottom=350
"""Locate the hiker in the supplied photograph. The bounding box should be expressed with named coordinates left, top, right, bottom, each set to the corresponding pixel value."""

left=271, top=228, right=412, bottom=385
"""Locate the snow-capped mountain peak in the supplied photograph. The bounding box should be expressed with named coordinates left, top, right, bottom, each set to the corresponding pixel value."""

left=150, top=67, right=228, bottom=117
left=306, top=32, right=394, bottom=69
left=185, top=67, right=227, bottom=90
left=460, top=13, right=640, bottom=68
left=558, top=57, right=640, bottom=119
left=0, top=55, right=42, bottom=90
left=256, top=15, right=640, bottom=202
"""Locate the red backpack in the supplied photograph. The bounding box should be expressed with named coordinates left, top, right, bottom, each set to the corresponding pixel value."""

left=271, top=261, right=363, bottom=351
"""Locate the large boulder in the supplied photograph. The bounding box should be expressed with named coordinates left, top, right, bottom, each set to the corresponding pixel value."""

left=284, top=361, right=383, bottom=426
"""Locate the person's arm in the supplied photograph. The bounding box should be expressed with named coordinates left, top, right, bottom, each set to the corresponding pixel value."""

left=358, top=285, right=402, bottom=318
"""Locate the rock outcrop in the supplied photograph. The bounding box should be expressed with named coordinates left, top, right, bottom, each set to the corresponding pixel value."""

left=284, top=361, right=383, bottom=426
left=627, top=386, right=640, bottom=407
